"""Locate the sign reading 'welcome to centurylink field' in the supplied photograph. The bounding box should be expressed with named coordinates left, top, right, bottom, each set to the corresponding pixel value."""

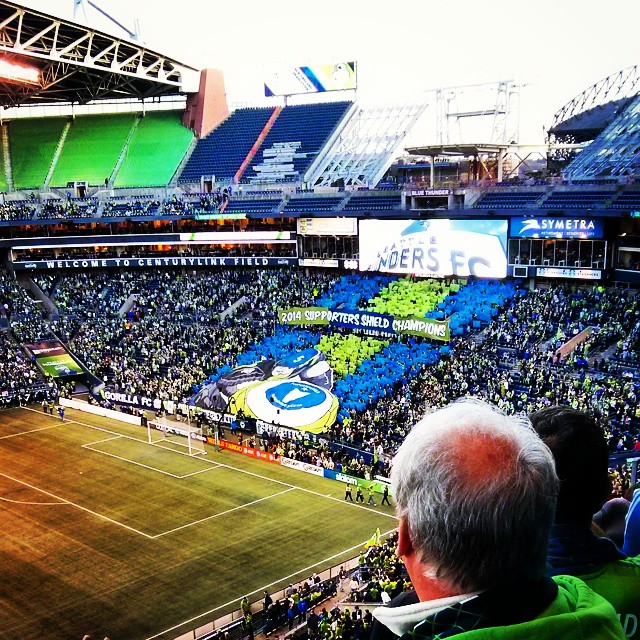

left=278, top=307, right=450, bottom=341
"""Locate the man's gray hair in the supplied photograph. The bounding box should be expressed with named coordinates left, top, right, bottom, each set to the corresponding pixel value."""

left=391, top=398, right=558, bottom=592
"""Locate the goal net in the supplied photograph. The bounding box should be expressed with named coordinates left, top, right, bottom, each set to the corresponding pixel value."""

left=147, top=418, right=207, bottom=457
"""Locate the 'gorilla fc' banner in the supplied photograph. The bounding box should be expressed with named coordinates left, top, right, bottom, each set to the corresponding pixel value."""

left=191, top=349, right=338, bottom=433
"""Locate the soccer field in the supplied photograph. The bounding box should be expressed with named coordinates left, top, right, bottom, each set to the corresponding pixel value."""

left=0, top=407, right=395, bottom=640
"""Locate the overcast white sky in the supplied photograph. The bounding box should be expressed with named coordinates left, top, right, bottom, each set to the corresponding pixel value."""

left=19, top=0, right=640, bottom=142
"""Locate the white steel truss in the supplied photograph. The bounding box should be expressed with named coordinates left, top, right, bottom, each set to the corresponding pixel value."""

left=0, top=1, right=197, bottom=106
left=307, top=102, right=427, bottom=188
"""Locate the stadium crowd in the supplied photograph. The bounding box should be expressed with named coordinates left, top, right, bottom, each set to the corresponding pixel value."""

left=2, top=268, right=640, bottom=486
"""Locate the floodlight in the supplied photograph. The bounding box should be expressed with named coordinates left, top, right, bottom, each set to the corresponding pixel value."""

left=0, top=59, right=40, bottom=86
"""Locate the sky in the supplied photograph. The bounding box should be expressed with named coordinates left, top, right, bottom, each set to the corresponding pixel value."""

left=18, top=0, right=640, bottom=143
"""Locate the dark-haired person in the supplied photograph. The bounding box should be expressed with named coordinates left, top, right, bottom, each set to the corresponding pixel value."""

left=531, top=405, right=640, bottom=638
left=372, top=399, right=624, bottom=640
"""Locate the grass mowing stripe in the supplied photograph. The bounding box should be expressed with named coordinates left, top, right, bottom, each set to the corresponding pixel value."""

left=0, top=470, right=155, bottom=539
left=0, top=422, right=67, bottom=439
left=144, top=526, right=398, bottom=640
left=152, top=487, right=296, bottom=538
left=82, top=444, right=185, bottom=478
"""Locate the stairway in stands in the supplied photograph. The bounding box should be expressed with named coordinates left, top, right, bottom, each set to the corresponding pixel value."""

left=233, top=106, right=283, bottom=184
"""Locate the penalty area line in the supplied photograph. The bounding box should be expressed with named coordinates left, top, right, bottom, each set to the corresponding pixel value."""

left=82, top=444, right=185, bottom=478
left=0, top=422, right=67, bottom=440
left=0, top=470, right=154, bottom=539
left=144, top=526, right=398, bottom=640
left=152, top=487, right=296, bottom=539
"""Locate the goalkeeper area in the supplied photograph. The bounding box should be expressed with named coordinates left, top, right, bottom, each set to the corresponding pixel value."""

left=0, top=406, right=395, bottom=640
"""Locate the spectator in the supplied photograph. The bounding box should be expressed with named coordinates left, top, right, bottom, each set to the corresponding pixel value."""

left=531, top=405, right=640, bottom=637
left=372, top=399, right=624, bottom=640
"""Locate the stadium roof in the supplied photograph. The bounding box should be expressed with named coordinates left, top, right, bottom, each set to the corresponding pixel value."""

left=0, top=1, right=198, bottom=107
left=549, top=65, right=640, bottom=143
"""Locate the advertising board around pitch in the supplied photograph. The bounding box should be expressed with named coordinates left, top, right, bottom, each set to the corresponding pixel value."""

left=358, top=219, right=508, bottom=278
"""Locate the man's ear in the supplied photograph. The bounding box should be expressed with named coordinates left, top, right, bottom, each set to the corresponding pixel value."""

left=397, top=516, right=414, bottom=558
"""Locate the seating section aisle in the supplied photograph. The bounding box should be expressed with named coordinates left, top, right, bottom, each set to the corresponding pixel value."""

left=179, top=107, right=274, bottom=184
left=115, top=111, right=194, bottom=188
left=244, top=101, right=352, bottom=183
left=51, top=114, right=136, bottom=187
left=9, top=117, right=68, bottom=190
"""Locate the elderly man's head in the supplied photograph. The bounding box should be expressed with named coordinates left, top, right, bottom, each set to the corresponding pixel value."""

left=391, top=398, right=558, bottom=597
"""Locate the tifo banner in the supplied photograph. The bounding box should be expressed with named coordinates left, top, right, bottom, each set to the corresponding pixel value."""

left=359, top=219, right=508, bottom=278
left=264, top=62, right=357, bottom=96
left=24, top=341, right=83, bottom=377
left=233, top=380, right=339, bottom=434
left=13, top=256, right=298, bottom=271
left=192, top=349, right=338, bottom=433
left=278, top=307, right=450, bottom=341
left=511, top=217, right=604, bottom=239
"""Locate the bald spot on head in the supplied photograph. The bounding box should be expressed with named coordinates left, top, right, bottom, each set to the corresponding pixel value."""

left=446, top=430, right=518, bottom=487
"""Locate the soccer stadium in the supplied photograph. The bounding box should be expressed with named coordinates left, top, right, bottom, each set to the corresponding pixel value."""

left=1, top=1, right=640, bottom=640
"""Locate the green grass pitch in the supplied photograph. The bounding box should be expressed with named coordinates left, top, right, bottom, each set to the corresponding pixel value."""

left=0, top=407, right=396, bottom=640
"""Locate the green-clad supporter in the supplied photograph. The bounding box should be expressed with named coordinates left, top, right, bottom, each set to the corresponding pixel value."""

left=532, top=406, right=640, bottom=639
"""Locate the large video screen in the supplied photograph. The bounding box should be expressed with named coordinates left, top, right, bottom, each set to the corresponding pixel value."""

left=24, top=341, right=84, bottom=377
left=264, top=62, right=357, bottom=97
left=359, top=219, right=508, bottom=278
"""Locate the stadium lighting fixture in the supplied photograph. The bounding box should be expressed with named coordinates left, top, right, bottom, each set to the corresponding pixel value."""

left=0, top=59, right=40, bottom=86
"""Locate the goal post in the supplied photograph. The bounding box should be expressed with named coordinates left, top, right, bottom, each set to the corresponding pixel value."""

left=147, top=416, right=207, bottom=457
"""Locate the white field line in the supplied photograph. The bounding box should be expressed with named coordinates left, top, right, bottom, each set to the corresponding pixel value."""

left=144, top=526, right=399, bottom=640
left=22, top=406, right=222, bottom=466
left=82, top=444, right=185, bottom=478
left=0, top=470, right=155, bottom=539
left=85, top=438, right=222, bottom=479
left=22, top=406, right=397, bottom=520
left=152, top=487, right=296, bottom=539
left=84, top=435, right=124, bottom=446
left=178, top=465, right=223, bottom=478
left=0, top=422, right=67, bottom=439
left=0, top=495, right=66, bottom=506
